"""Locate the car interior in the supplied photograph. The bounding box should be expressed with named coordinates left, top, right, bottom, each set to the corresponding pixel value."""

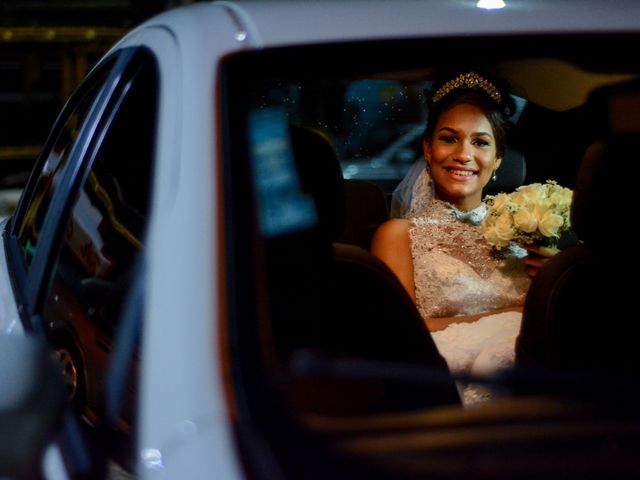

left=223, top=35, right=640, bottom=479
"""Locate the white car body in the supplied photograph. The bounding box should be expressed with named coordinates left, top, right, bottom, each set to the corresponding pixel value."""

left=0, top=218, right=22, bottom=335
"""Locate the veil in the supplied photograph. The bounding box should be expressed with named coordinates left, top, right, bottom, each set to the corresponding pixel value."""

left=390, top=159, right=435, bottom=218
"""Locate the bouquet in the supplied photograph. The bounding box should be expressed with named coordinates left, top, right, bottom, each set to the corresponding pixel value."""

left=482, top=180, right=573, bottom=250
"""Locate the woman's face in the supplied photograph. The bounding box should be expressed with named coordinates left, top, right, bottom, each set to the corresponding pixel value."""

left=424, top=103, right=501, bottom=211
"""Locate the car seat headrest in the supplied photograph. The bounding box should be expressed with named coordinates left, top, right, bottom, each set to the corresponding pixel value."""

left=340, top=180, right=389, bottom=250
left=571, top=138, right=628, bottom=251
left=289, top=125, right=345, bottom=242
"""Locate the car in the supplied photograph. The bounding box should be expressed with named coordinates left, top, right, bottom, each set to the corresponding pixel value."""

left=1, top=1, right=640, bottom=478
left=341, top=121, right=423, bottom=182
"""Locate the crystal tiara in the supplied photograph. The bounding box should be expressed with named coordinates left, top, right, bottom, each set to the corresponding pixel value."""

left=431, top=71, right=502, bottom=106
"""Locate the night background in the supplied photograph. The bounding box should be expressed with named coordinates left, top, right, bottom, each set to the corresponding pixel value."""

left=0, top=0, right=191, bottom=189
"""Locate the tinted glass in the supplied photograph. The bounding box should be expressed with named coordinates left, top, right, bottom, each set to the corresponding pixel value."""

left=249, top=79, right=424, bottom=186
left=41, top=52, right=157, bottom=453
left=249, top=78, right=528, bottom=188
left=224, top=39, right=640, bottom=480
left=16, top=69, right=108, bottom=267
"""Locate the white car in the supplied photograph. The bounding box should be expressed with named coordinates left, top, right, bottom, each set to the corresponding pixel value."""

left=1, top=1, right=639, bottom=478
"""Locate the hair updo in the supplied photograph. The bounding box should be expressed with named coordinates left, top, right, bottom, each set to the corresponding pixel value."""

left=424, top=70, right=515, bottom=158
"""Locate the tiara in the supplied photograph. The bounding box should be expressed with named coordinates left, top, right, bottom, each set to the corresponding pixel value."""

left=431, top=71, right=502, bottom=106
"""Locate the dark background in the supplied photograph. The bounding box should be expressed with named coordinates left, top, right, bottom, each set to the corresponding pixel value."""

left=0, top=0, right=193, bottom=188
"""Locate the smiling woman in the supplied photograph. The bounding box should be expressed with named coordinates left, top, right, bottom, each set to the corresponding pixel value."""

left=370, top=70, right=531, bottom=403
left=371, top=69, right=527, bottom=304
left=422, top=71, right=514, bottom=211
left=425, top=103, right=500, bottom=211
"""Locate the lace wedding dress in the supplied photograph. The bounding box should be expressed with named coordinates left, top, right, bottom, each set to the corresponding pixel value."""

left=408, top=199, right=530, bottom=405
left=392, top=162, right=531, bottom=405
left=409, top=199, right=529, bottom=320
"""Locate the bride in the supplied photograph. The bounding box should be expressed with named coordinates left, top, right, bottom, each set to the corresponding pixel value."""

left=371, top=70, right=554, bottom=405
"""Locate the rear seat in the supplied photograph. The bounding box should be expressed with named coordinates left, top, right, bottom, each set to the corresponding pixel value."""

left=264, top=125, right=461, bottom=416
left=339, top=179, right=389, bottom=251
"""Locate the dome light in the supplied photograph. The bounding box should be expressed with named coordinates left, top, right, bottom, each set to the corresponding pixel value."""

left=477, top=0, right=506, bottom=10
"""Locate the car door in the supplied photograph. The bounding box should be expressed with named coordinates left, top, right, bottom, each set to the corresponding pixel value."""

left=3, top=46, right=160, bottom=475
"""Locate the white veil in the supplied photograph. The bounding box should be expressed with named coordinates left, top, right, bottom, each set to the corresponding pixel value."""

left=390, top=159, right=435, bottom=219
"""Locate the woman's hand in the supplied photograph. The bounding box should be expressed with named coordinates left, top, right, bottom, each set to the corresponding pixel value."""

left=523, top=244, right=559, bottom=277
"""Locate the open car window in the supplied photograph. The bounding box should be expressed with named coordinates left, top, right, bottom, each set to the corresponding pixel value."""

left=222, top=36, right=640, bottom=480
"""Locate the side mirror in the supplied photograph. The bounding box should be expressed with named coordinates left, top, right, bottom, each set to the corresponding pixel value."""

left=0, top=335, right=67, bottom=479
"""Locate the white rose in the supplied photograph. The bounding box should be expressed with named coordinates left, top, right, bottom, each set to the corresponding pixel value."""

left=513, top=208, right=538, bottom=233
left=539, top=211, right=564, bottom=238
left=535, top=198, right=560, bottom=218
left=518, top=183, right=544, bottom=203
left=510, top=191, right=529, bottom=208
left=548, top=189, right=566, bottom=205
left=490, top=193, right=509, bottom=211
left=532, top=202, right=548, bottom=223
left=493, top=211, right=515, bottom=242
left=484, top=227, right=508, bottom=248
left=549, top=187, right=573, bottom=214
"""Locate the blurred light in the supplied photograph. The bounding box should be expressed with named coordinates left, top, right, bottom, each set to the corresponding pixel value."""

left=477, top=0, right=506, bottom=9
left=140, top=448, right=164, bottom=470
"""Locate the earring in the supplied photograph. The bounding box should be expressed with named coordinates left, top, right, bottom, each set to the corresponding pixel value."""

left=492, top=172, right=497, bottom=181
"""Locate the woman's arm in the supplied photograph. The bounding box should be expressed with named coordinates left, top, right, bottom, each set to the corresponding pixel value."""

left=371, top=220, right=525, bottom=333
left=424, top=306, right=523, bottom=332
left=370, top=218, right=416, bottom=301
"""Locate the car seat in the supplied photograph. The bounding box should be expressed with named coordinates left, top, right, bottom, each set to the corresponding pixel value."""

left=264, top=125, right=460, bottom=416
left=339, top=179, right=389, bottom=250
left=515, top=137, right=634, bottom=378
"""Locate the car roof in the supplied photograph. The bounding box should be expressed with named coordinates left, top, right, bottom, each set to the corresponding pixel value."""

left=112, top=1, right=640, bottom=114
left=134, top=0, right=640, bottom=53
left=229, top=0, right=640, bottom=48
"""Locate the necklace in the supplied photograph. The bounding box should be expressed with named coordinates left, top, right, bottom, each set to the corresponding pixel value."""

left=443, top=200, right=487, bottom=225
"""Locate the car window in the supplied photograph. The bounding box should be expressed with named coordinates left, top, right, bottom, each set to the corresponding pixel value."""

left=248, top=77, right=527, bottom=191
left=15, top=64, right=112, bottom=268
left=39, top=50, right=157, bottom=462
left=223, top=40, right=640, bottom=479
left=249, top=78, right=424, bottom=188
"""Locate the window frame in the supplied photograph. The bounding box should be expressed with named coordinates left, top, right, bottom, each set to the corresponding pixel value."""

left=41, top=48, right=159, bottom=336
left=3, top=54, right=117, bottom=324
left=2, top=46, right=150, bottom=332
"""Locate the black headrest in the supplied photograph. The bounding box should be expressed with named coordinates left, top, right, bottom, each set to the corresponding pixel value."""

left=484, top=145, right=527, bottom=195
left=289, top=126, right=345, bottom=242
left=340, top=180, right=389, bottom=250
left=571, top=138, right=629, bottom=251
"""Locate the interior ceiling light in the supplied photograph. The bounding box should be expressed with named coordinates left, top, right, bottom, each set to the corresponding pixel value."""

left=477, top=0, right=506, bottom=10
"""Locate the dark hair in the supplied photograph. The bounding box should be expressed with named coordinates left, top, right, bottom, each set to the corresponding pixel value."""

left=424, top=71, right=515, bottom=158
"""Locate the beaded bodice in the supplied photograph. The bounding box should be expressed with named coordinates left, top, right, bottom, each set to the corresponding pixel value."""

left=409, top=200, right=530, bottom=319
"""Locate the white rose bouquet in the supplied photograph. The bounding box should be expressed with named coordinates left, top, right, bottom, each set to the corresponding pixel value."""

left=482, top=180, right=573, bottom=250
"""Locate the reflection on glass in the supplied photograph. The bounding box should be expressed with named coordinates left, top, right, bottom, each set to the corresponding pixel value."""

left=17, top=80, right=103, bottom=267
